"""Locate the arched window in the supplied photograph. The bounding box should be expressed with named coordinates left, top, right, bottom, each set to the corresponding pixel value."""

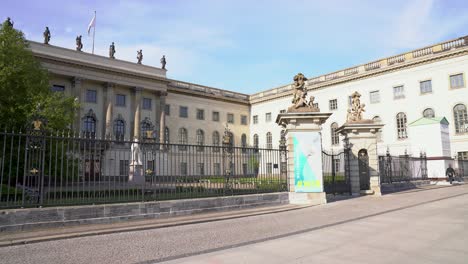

left=396, top=112, right=407, bottom=139
left=82, top=109, right=96, bottom=138
left=241, top=134, right=247, bottom=147
left=373, top=116, right=382, bottom=142
left=241, top=133, right=247, bottom=153
left=196, top=129, right=205, bottom=151
left=266, top=132, right=272, bottom=149
left=212, top=131, right=220, bottom=152
left=140, top=117, right=154, bottom=139
left=454, top=104, right=467, bottom=134
left=423, top=108, right=435, bottom=118
left=164, top=127, right=170, bottom=144
left=114, top=118, right=125, bottom=141
left=253, top=134, right=259, bottom=148
left=331, top=122, right=339, bottom=145
left=178, top=128, right=188, bottom=150
left=212, top=131, right=220, bottom=145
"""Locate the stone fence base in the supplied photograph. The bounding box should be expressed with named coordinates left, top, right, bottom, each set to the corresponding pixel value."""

left=381, top=180, right=432, bottom=194
left=0, top=193, right=289, bottom=232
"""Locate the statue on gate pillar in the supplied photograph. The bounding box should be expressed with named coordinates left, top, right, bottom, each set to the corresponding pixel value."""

left=287, top=73, right=320, bottom=113
left=346, top=91, right=372, bottom=123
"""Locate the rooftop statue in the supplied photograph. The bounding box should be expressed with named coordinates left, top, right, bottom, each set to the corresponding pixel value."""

left=137, top=49, right=143, bottom=64
left=76, top=35, right=83, bottom=51
left=5, top=17, right=13, bottom=28
left=287, top=73, right=320, bottom=112
left=160, top=55, right=166, bottom=70
left=109, top=42, right=116, bottom=59
left=43, top=27, right=51, bottom=44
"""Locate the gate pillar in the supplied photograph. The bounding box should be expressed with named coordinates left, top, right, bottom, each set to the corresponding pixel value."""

left=277, top=112, right=332, bottom=205
left=337, top=123, right=384, bottom=196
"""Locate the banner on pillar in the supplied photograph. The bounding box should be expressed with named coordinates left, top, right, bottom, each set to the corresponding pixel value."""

left=293, top=132, right=323, bottom=192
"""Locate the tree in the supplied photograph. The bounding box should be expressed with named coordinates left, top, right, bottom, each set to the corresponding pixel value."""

left=0, top=18, right=78, bottom=130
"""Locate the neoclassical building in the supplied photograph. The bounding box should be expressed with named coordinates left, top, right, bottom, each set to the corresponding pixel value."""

left=29, top=35, right=468, bottom=162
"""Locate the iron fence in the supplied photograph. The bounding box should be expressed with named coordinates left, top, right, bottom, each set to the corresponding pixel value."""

left=378, top=153, right=428, bottom=184
left=322, top=149, right=351, bottom=194
left=0, top=129, right=287, bottom=208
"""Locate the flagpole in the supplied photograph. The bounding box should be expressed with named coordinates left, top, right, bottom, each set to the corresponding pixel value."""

left=92, top=11, right=96, bottom=54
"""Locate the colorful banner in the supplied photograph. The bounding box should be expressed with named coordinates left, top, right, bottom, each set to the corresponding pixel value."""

left=293, top=132, right=323, bottom=192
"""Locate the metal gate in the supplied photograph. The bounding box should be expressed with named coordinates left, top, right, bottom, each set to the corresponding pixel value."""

left=322, top=149, right=351, bottom=194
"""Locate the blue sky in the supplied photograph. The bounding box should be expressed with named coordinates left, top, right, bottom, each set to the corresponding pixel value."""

left=2, top=0, right=468, bottom=94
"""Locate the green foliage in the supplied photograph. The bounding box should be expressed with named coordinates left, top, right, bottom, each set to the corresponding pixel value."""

left=0, top=20, right=78, bottom=130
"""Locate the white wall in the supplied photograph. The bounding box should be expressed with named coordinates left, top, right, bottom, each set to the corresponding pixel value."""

left=251, top=55, right=468, bottom=157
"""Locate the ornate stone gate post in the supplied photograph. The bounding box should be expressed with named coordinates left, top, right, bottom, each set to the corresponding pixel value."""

left=276, top=73, right=332, bottom=205
left=336, top=92, right=384, bottom=196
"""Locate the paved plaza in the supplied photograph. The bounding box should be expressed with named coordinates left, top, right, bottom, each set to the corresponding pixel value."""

left=0, top=185, right=467, bottom=264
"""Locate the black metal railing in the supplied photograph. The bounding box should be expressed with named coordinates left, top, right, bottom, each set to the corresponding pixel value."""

left=0, top=129, right=287, bottom=208
left=378, top=153, right=428, bottom=184
left=322, top=149, right=351, bottom=194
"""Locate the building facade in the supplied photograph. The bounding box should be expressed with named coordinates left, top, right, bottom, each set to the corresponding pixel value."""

left=29, top=36, right=468, bottom=162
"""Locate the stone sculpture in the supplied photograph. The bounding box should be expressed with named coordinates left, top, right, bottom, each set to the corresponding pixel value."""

left=346, top=91, right=368, bottom=122
left=287, top=73, right=319, bottom=112
left=43, top=27, right=51, bottom=44
left=5, top=17, right=13, bottom=28
left=109, top=42, right=116, bottom=59
left=160, top=55, right=166, bottom=69
left=137, top=49, right=143, bottom=64
left=76, top=35, right=83, bottom=51
left=130, top=138, right=142, bottom=165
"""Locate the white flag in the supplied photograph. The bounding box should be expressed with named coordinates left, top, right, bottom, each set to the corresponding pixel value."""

left=87, top=12, right=96, bottom=36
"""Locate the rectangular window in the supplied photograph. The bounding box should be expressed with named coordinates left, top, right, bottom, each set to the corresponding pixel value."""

left=119, top=160, right=129, bottom=176
left=142, top=98, right=152, bottom=110
left=253, top=115, right=258, bottom=124
left=458, top=151, right=468, bottom=160
left=165, top=104, right=170, bottom=116
left=214, top=163, right=221, bottom=175
left=180, top=162, right=187, bottom=175
left=241, top=115, right=248, bottom=125
left=196, top=109, right=205, bottom=120
left=369, top=91, right=380, bottom=104
left=86, top=89, right=97, bottom=103
left=147, top=160, right=154, bottom=173
left=265, top=112, right=272, bottom=122
left=420, top=80, right=432, bottom=94
left=333, top=158, right=341, bottom=173
left=329, top=99, right=338, bottom=110
left=179, top=106, right=188, bottom=118
left=242, top=163, right=248, bottom=176
left=197, top=163, right=204, bottom=176
left=348, top=96, right=353, bottom=107
left=212, top=111, right=219, bottom=122
left=450, top=73, right=465, bottom=89
left=266, top=163, right=272, bottom=174
left=393, top=85, right=405, bottom=99
left=116, top=94, right=126, bottom=106
left=227, top=113, right=234, bottom=124
left=51, top=85, right=65, bottom=92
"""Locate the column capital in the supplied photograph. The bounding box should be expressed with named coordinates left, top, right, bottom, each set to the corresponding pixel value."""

left=155, top=91, right=168, bottom=97
left=104, top=82, right=115, bottom=88
left=71, top=77, right=83, bottom=86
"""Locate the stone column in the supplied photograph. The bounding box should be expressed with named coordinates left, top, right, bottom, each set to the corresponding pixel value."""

left=276, top=112, right=332, bottom=205
left=158, top=91, right=168, bottom=143
left=337, top=123, right=384, bottom=196
left=133, top=87, right=143, bottom=139
left=71, top=77, right=83, bottom=132
left=104, top=83, right=114, bottom=139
